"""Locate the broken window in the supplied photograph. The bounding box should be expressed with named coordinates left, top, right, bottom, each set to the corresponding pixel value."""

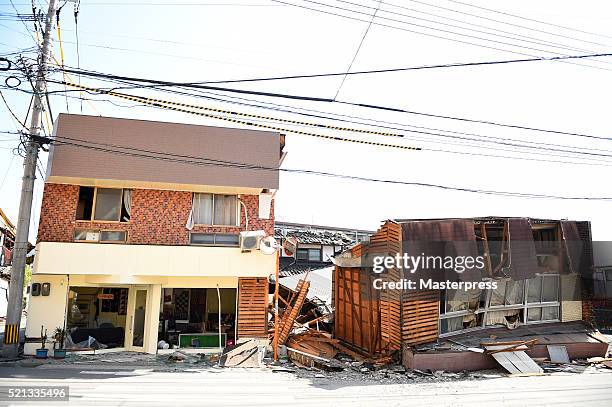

left=526, top=274, right=560, bottom=323
left=439, top=289, right=481, bottom=334
left=594, top=268, right=612, bottom=299
left=489, top=279, right=524, bottom=307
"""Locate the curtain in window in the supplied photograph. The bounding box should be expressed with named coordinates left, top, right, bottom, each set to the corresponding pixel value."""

left=505, top=279, right=524, bottom=305
left=489, top=280, right=507, bottom=306
left=441, top=316, right=464, bottom=333
left=186, top=193, right=195, bottom=230
left=194, top=193, right=213, bottom=225
left=485, top=309, right=521, bottom=328
left=213, top=195, right=237, bottom=226
left=122, top=189, right=132, bottom=221
left=445, top=289, right=468, bottom=313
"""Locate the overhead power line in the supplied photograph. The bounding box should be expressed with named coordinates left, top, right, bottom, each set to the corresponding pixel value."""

left=29, top=62, right=605, bottom=159
left=445, top=0, right=612, bottom=41
left=54, top=80, right=612, bottom=162
left=22, top=71, right=612, bottom=165
left=37, top=80, right=612, bottom=167
left=55, top=80, right=421, bottom=151
left=352, top=0, right=605, bottom=55
left=333, top=0, right=382, bottom=100
left=336, top=0, right=604, bottom=58
left=27, top=62, right=606, bottom=159
left=35, top=133, right=612, bottom=201
left=50, top=66, right=612, bottom=142
left=272, top=0, right=612, bottom=72
left=196, top=53, right=612, bottom=85
left=383, top=0, right=612, bottom=47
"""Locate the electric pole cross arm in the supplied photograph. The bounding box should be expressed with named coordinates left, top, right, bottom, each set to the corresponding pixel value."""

left=3, top=0, right=58, bottom=359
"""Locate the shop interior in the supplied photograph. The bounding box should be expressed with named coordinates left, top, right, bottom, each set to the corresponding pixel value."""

left=158, top=288, right=237, bottom=349
left=66, top=286, right=129, bottom=348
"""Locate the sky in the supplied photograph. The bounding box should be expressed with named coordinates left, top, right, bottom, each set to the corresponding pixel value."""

left=1, top=0, right=612, bottom=244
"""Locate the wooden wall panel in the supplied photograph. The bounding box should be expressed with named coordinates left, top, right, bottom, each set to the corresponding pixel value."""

left=373, top=222, right=402, bottom=352
left=237, top=277, right=268, bottom=338
left=334, top=267, right=381, bottom=355
left=335, top=221, right=404, bottom=356
left=401, top=290, right=440, bottom=346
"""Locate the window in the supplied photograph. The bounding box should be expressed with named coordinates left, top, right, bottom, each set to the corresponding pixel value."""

left=439, top=275, right=562, bottom=336
left=100, top=231, right=128, bottom=242
left=489, top=279, right=524, bottom=307
left=193, top=193, right=238, bottom=226
left=296, top=248, right=321, bottom=262
left=595, top=269, right=612, bottom=299
left=73, top=228, right=127, bottom=243
left=76, top=187, right=131, bottom=222
left=76, top=187, right=94, bottom=220
left=526, top=275, right=560, bottom=323
left=190, top=233, right=239, bottom=247
left=439, top=289, right=480, bottom=334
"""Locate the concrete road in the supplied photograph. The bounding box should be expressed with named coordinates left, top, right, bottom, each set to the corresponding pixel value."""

left=0, top=364, right=610, bottom=406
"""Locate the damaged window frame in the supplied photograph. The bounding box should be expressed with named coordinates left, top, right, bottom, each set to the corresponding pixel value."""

left=524, top=273, right=561, bottom=324
left=439, top=219, right=566, bottom=337
left=593, top=268, right=612, bottom=299
left=439, top=274, right=561, bottom=336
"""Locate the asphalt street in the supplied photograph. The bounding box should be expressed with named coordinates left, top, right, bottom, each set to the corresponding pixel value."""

left=0, top=364, right=611, bottom=406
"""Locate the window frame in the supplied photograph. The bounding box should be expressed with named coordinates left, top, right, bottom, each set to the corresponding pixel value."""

left=189, top=232, right=240, bottom=247
left=192, top=193, right=240, bottom=227
left=438, top=289, right=480, bottom=335
left=73, top=228, right=128, bottom=244
left=524, top=274, right=561, bottom=324
left=77, top=187, right=131, bottom=223
left=439, top=274, right=561, bottom=337
left=296, top=247, right=322, bottom=262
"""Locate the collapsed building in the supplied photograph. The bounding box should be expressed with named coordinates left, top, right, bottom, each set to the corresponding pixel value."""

left=332, top=217, right=609, bottom=372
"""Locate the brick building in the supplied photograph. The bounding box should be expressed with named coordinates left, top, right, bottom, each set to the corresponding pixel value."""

left=25, top=114, right=285, bottom=355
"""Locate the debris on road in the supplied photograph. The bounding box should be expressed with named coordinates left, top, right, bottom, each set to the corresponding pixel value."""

left=220, top=339, right=268, bottom=368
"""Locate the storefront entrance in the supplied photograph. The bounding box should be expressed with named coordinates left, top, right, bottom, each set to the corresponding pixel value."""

left=66, top=285, right=152, bottom=352
left=125, top=286, right=150, bottom=352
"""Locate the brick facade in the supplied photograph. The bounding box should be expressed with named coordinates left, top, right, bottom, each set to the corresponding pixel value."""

left=37, top=183, right=274, bottom=245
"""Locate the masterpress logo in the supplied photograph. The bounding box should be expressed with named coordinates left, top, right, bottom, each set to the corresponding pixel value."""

left=362, top=247, right=498, bottom=291
left=370, top=253, right=497, bottom=291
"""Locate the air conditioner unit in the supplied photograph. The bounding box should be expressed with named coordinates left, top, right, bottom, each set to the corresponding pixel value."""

left=239, top=230, right=266, bottom=252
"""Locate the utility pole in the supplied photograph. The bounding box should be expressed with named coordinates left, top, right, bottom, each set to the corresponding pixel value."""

left=3, top=0, right=57, bottom=359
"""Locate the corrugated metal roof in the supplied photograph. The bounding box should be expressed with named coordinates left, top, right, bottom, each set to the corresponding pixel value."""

left=278, top=266, right=333, bottom=304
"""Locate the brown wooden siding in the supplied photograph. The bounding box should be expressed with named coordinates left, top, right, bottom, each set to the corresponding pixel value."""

left=334, top=266, right=381, bottom=355
left=237, top=277, right=268, bottom=338
left=335, top=221, right=403, bottom=355
left=401, top=289, right=440, bottom=346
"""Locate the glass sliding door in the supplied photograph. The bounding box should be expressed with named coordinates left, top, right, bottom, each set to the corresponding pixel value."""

left=126, top=287, right=149, bottom=352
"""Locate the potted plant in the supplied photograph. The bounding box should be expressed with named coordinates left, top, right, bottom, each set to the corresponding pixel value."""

left=52, top=327, right=67, bottom=359
left=35, top=326, right=48, bottom=359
